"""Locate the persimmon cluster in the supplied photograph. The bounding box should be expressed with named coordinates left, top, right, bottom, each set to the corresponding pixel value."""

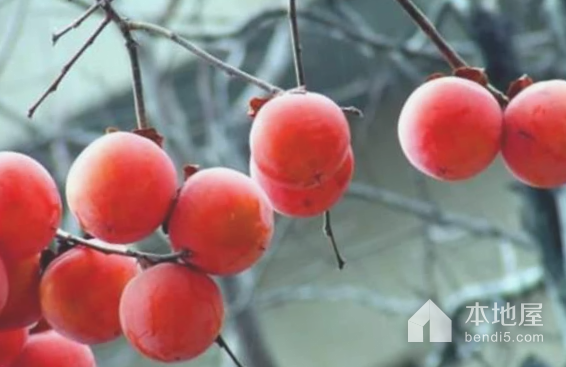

left=398, top=75, right=566, bottom=189
left=0, top=130, right=277, bottom=365
left=0, top=95, right=354, bottom=364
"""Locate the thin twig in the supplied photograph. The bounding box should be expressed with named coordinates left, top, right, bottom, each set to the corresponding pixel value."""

left=216, top=335, right=245, bottom=367
left=341, top=106, right=364, bottom=118
left=128, top=21, right=282, bottom=95
left=102, top=3, right=149, bottom=129
left=394, top=0, right=509, bottom=105
left=56, top=228, right=189, bottom=263
left=323, top=211, right=346, bottom=269
left=52, top=1, right=103, bottom=45
left=27, top=15, right=111, bottom=118
left=396, top=0, right=466, bottom=69
left=288, top=0, right=306, bottom=87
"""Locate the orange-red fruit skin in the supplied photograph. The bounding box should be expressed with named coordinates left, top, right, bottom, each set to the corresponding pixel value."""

left=0, top=328, right=27, bottom=366
left=169, top=168, right=274, bottom=275
left=66, top=132, right=178, bottom=244
left=40, top=246, right=138, bottom=344
left=10, top=331, right=96, bottom=367
left=120, top=264, right=224, bottom=363
left=502, top=80, right=566, bottom=188
left=250, top=92, right=351, bottom=188
left=0, top=255, right=41, bottom=330
left=0, top=257, right=7, bottom=314
left=251, top=148, right=354, bottom=217
left=398, top=77, right=502, bottom=181
left=0, top=152, right=62, bottom=261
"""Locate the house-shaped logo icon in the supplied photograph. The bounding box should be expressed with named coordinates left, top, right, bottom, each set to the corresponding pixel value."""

left=408, top=299, right=452, bottom=342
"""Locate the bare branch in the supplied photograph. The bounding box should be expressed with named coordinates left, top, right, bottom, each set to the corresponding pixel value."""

left=28, top=15, right=111, bottom=118
left=394, top=0, right=509, bottom=105
left=52, top=0, right=104, bottom=45
left=55, top=228, right=189, bottom=264
left=288, top=0, right=306, bottom=87
left=102, top=3, right=149, bottom=129
left=128, top=21, right=282, bottom=95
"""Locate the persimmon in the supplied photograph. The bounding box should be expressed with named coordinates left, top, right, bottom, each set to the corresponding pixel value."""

left=10, top=331, right=96, bottom=367
left=120, top=263, right=224, bottom=363
left=66, top=131, right=178, bottom=244
left=168, top=168, right=273, bottom=275
left=0, top=255, right=41, bottom=330
left=0, top=328, right=27, bottom=366
left=40, top=246, right=138, bottom=344
left=0, top=257, right=7, bottom=315
left=250, top=92, right=351, bottom=188
left=0, top=152, right=61, bottom=261
left=502, top=80, right=566, bottom=188
left=398, top=76, right=502, bottom=181
left=251, top=148, right=354, bottom=217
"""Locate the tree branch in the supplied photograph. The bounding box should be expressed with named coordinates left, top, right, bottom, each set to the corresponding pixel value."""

left=128, top=21, right=282, bottom=95
left=394, top=0, right=509, bottom=105
left=27, top=15, right=111, bottom=118
left=55, top=228, right=188, bottom=264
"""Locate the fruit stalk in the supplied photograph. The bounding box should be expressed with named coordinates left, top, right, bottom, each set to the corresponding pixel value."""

left=55, top=229, right=188, bottom=264
left=394, top=0, right=508, bottom=105
left=102, top=3, right=149, bottom=130
left=288, top=0, right=306, bottom=87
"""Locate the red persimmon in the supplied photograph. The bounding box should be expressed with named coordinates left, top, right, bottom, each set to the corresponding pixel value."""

left=0, top=328, right=27, bottom=366
left=66, top=132, right=178, bottom=244
left=398, top=76, right=502, bottom=181
left=251, top=148, right=354, bottom=217
left=0, top=152, right=61, bottom=261
left=120, top=263, right=224, bottom=363
left=40, top=246, right=138, bottom=344
left=0, top=255, right=41, bottom=330
left=168, top=168, right=273, bottom=275
left=250, top=92, right=351, bottom=188
left=502, top=80, right=566, bottom=188
left=10, top=331, right=96, bottom=367
left=0, top=257, right=7, bottom=315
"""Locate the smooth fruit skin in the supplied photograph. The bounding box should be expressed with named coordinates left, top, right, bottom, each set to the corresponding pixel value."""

left=502, top=80, right=566, bottom=188
left=10, top=331, right=96, bottom=367
left=251, top=148, right=354, bottom=217
left=250, top=92, right=351, bottom=188
left=40, top=246, right=138, bottom=344
left=0, top=152, right=62, bottom=261
left=0, top=257, right=7, bottom=315
left=66, top=132, right=178, bottom=244
left=120, top=264, right=224, bottom=363
left=398, top=77, right=502, bottom=181
left=168, top=168, right=274, bottom=275
left=0, top=328, right=27, bottom=366
left=0, top=255, right=41, bottom=330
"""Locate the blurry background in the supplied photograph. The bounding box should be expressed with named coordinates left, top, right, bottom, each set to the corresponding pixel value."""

left=1, top=0, right=565, bottom=366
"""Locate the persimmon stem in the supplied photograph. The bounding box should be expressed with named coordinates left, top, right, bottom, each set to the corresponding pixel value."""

left=127, top=21, right=282, bottom=95
left=323, top=210, right=346, bottom=270
left=55, top=229, right=188, bottom=264
left=394, top=0, right=509, bottom=105
left=27, top=15, right=111, bottom=118
left=216, top=335, right=245, bottom=367
left=288, top=0, right=306, bottom=87
left=102, top=3, right=149, bottom=129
